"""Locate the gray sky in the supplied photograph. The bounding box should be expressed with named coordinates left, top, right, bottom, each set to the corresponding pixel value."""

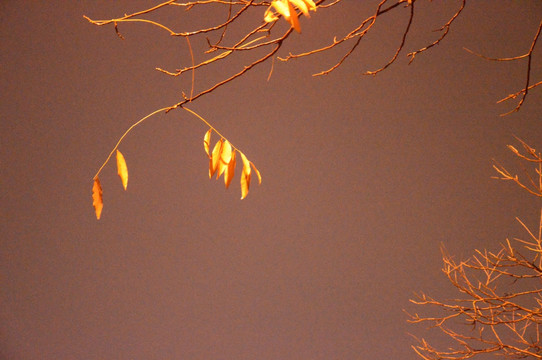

left=2, top=1, right=542, bottom=359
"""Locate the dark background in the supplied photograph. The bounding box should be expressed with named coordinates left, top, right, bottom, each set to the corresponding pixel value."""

left=2, top=1, right=542, bottom=359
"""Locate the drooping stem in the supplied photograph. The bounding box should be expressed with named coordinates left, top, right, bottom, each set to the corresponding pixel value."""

left=93, top=107, right=171, bottom=179
left=93, top=106, right=244, bottom=180
left=183, top=106, right=240, bottom=152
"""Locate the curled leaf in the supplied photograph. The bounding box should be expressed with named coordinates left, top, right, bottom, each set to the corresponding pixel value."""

left=116, top=150, right=128, bottom=190
left=92, top=177, right=103, bottom=220
left=250, top=161, right=262, bottom=185
left=203, top=129, right=212, bottom=158
left=225, top=150, right=236, bottom=189
left=210, top=139, right=224, bottom=179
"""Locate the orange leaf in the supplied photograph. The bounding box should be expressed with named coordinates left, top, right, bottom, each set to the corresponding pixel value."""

left=217, top=140, right=232, bottom=179
left=239, top=151, right=251, bottom=199
left=203, top=129, right=212, bottom=158
left=250, top=161, right=262, bottom=185
left=264, top=7, right=279, bottom=22
left=240, top=151, right=251, bottom=177
left=302, top=0, right=317, bottom=11
left=225, top=150, right=236, bottom=189
left=290, top=0, right=316, bottom=16
left=240, top=171, right=251, bottom=200
left=290, top=0, right=310, bottom=17
left=287, top=0, right=301, bottom=33
left=92, top=177, right=103, bottom=220
left=116, top=150, right=128, bottom=190
left=271, top=0, right=291, bottom=20
left=210, top=138, right=223, bottom=179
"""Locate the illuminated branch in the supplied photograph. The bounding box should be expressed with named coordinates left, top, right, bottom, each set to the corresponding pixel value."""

left=85, top=1, right=540, bottom=113
left=86, top=1, right=542, bottom=218
left=409, top=140, right=542, bottom=359
left=407, top=0, right=466, bottom=63
left=409, top=235, right=542, bottom=359
left=278, top=0, right=406, bottom=75
left=465, top=19, right=542, bottom=116
left=364, top=1, right=414, bottom=75
left=492, top=138, right=542, bottom=198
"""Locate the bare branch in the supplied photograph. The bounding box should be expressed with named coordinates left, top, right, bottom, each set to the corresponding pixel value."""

left=407, top=0, right=466, bottom=63
left=410, top=140, right=542, bottom=359
left=492, top=139, right=542, bottom=198
left=364, top=0, right=415, bottom=75
left=464, top=19, right=542, bottom=116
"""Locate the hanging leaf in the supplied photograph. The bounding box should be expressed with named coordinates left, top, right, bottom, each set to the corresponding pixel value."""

left=116, top=150, right=128, bottom=190
left=203, top=129, right=212, bottom=158
left=287, top=0, right=301, bottom=33
left=303, top=0, right=317, bottom=11
left=250, top=161, right=262, bottom=185
left=92, top=177, right=103, bottom=220
left=289, top=0, right=309, bottom=17
left=240, top=151, right=251, bottom=199
left=290, top=0, right=316, bottom=17
left=264, top=0, right=316, bottom=31
left=271, top=0, right=291, bottom=20
left=239, top=151, right=251, bottom=177
left=210, top=138, right=224, bottom=179
left=217, top=140, right=232, bottom=179
left=225, top=150, right=236, bottom=189
left=240, top=171, right=251, bottom=200
left=301, top=0, right=317, bottom=12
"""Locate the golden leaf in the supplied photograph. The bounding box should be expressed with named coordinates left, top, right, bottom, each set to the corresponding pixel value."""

left=240, top=151, right=251, bottom=199
left=240, top=171, right=251, bottom=200
left=240, top=151, right=251, bottom=176
left=116, top=150, right=128, bottom=190
left=250, top=161, right=262, bottom=185
left=264, top=7, right=279, bottom=22
left=225, top=150, right=236, bottom=189
left=210, top=138, right=224, bottom=179
left=92, top=177, right=103, bottom=220
left=289, top=0, right=310, bottom=17
left=203, top=129, right=212, bottom=158
left=264, top=0, right=315, bottom=30
left=217, top=140, right=232, bottom=179
left=301, top=0, right=316, bottom=11
left=271, top=0, right=291, bottom=20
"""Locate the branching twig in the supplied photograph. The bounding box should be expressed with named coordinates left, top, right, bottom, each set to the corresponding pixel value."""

left=410, top=140, right=542, bottom=359
left=407, top=0, right=466, bottom=63
left=464, top=19, right=542, bottom=115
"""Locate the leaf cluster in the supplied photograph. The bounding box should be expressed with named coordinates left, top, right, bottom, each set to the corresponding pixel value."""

left=91, top=108, right=261, bottom=220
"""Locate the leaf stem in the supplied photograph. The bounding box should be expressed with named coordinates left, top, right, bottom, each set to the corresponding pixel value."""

left=93, top=106, right=246, bottom=180
left=93, top=107, right=170, bottom=179
left=183, top=106, right=239, bottom=152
